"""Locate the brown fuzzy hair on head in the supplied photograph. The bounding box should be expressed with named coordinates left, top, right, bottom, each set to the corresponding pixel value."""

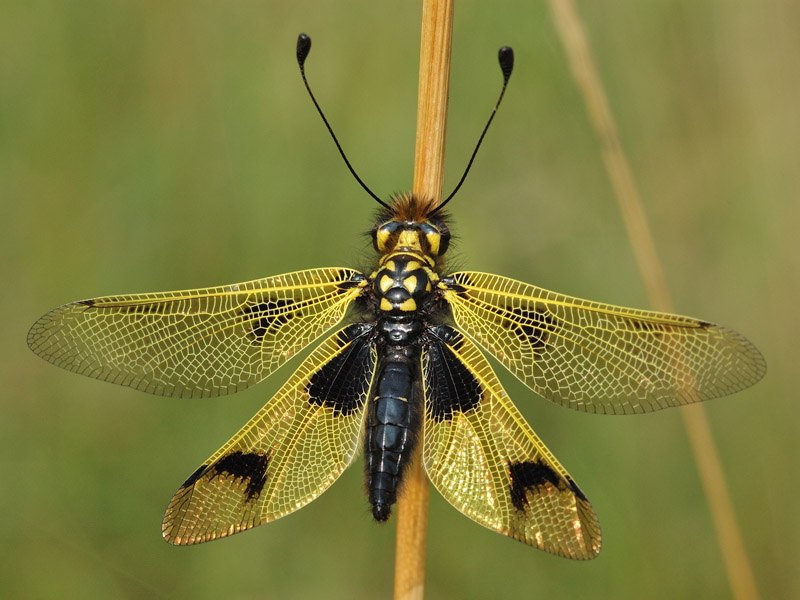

left=380, top=193, right=444, bottom=224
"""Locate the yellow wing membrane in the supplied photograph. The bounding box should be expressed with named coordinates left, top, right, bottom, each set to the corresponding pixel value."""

left=443, top=272, right=766, bottom=415
left=421, top=326, right=601, bottom=559
left=162, top=324, right=375, bottom=545
left=27, top=268, right=361, bottom=398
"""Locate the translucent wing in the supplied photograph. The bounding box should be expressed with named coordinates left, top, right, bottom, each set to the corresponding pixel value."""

left=27, top=268, right=362, bottom=398
left=162, top=324, right=375, bottom=545
left=443, top=272, right=766, bottom=414
left=422, top=326, right=601, bottom=559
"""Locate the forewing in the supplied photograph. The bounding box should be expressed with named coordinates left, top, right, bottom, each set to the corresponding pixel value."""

left=28, top=268, right=362, bottom=398
left=422, top=326, right=601, bottom=559
left=162, top=324, right=375, bottom=545
left=444, top=272, right=765, bottom=414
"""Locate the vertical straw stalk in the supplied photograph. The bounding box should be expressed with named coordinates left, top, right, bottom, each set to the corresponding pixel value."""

left=394, top=1, right=454, bottom=599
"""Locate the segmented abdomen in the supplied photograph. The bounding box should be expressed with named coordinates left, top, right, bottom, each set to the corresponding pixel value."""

left=365, top=355, right=418, bottom=521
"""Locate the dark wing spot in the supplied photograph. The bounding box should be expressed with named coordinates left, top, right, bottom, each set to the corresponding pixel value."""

left=508, top=460, right=563, bottom=512
left=627, top=317, right=665, bottom=339
left=425, top=326, right=482, bottom=422
left=505, top=306, right=557, bottom=351
left=567, top=477, right=588, bottom=502
left=83, top=299, right=167, bottom=313
left=241, top=298, right=295, bottom=344
left=179, top=464, right=208, bottom=489
left=209, top=451, right=269, bottom=502
left=307, top=324, right=374, bottom=416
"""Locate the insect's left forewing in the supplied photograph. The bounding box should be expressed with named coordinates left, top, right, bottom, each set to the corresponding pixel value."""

left=421, top=326, right=601, bottom=559
left=443, top=271, right=765, bottom=415
left=162, top=324, right=375, bottom=545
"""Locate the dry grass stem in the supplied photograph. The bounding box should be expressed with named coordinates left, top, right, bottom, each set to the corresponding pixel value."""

left=547, top=1, right=760, bottom=599
left=394, top=1, right=454, bottom=599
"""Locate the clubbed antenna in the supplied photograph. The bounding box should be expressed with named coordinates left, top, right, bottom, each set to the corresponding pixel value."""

left=296, top=33, right=389, bottom=209
left=430, top=46, right=514, bottom=215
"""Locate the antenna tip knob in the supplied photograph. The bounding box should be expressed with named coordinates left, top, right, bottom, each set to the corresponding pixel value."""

left=498, top=46, right=514, bottom=81
left=297, top=33, right=311, bottom=66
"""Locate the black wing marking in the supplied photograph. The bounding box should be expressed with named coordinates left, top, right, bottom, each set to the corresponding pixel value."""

left=422, top=325, right=601, bottom=559
left=162, top=324, right=376, bottom=545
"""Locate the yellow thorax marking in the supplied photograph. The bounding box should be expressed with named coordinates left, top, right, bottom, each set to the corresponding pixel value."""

left=379, top=275, right=393, bottom=293
left=403, top=275, right=418, bottom=294
left=398, top=298, right=417, bottom=312
left=379, top=251, right=436, bottom=269
left=423, top=265, right=439, bottom=284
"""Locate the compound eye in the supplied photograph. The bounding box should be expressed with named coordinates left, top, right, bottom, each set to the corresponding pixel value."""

left=436, top=230, right=450, bottom=256
left=419, top=222, right=450, bottom=256
left=373, top=221, right=401, bottom=252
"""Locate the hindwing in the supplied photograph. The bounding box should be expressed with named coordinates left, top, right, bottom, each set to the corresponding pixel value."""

left=27, top=268, right=362, bottom=398
left=443, top=272, right=765, bottom=414
left=421, top=325, right=601, bottom=559
left=162, top=324, right=376, bottom=545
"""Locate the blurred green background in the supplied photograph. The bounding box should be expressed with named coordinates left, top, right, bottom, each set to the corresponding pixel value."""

left=2, top=1, right=797, bottom=598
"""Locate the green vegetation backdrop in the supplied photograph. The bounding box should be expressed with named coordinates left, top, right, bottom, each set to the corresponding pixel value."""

left=2, top=1, right=797, bottom=598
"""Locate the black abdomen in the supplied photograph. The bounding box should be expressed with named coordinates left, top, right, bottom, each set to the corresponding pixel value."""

left=365, top=354, right=419, bottom=521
